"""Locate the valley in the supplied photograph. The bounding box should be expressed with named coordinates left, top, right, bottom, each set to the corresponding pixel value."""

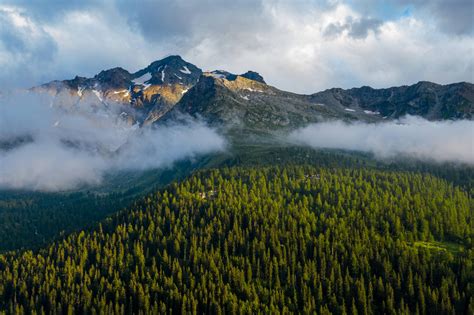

left=0, top=56, right=472, bottom=314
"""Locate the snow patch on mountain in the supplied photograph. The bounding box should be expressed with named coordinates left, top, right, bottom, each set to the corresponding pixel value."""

left=245, top=87, right=263, bottom=93
left=180, top=66, right=192, bottom=74
left=364, top=110, right=380, bottom=115
left=77, top=86, right=85, bottom=97
left=161, top=65, right=167, bottom=83
left=113, top=89, right=128, bottom=94
left=92, top=90, right=103, bottom=102
left=209, top=72, right=226, bottom=79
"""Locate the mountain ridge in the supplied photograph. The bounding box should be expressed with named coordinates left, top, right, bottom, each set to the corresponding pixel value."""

left=312, top=80, right=473, bottom=120
left=31, top=55, right=473, bottom=130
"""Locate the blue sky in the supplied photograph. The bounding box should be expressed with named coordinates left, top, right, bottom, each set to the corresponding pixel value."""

left=0, top=0, right=472, bottom=93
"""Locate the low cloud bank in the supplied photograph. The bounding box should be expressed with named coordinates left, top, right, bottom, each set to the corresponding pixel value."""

left=288, top=116, right=474, bottom=165
left=0, top=92, right=225, bottom=191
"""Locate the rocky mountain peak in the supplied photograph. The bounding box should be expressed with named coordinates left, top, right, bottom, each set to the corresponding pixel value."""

left=133, top=55, right=202, bottom=86
left=204, top=70, right=266, bottom=84
left=206, top=70, right=238, bottom=80
left=241, top=71, right=266, bottom=84
left=64, top=76, right=88, bottom=89
left=94, top=67, right=132, bottom=89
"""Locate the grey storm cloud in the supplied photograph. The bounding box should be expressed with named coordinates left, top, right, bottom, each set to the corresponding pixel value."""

left=0, top=7, right=57, bottom=88
left=323, top=16, right=383, bottom=39
left=115, top=0, right=270, bottom=49
left=353, top=0, right=474, bottom=36
left=401, top=0, right=474, bottom=36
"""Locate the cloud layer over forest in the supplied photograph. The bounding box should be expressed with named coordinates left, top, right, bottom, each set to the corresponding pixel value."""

left=288, top=116, right=474, bottom=164
left=0, top=92, right=225, bottom=191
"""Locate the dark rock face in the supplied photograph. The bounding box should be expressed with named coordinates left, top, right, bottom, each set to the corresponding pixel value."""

left=310, top=81, right=474, bottom=120
left=94, top=68, right=132, bottom=89
left=175, top=75, right=218, bottom=116
left=241, top=71, right=266, bottom=84
left=208, top=70, right=238, bottom=81
left=168, top=74, right=359, bottom=133
left=207, top=70, right=265, bottom=84
left=62, top=76, right=89, bottom=90
left=57, top=68, right=133, bottom=92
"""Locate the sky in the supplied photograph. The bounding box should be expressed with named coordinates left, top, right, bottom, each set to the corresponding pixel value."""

left=0, top=0, right=473, bottom=93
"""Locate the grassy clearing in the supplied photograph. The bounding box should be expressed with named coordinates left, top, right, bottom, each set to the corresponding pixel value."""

left=412, top=240, right=465, bottom=255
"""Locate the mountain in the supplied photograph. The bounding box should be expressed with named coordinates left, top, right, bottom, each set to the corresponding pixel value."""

left=165, top=71, right=382, bottom=135
left=34, top=55, right=202, bottom=125
left=310, top=81, right=474, bottom=120
left=33, top=56, right=473, bottom=132
left=130, top=56, right=202, bottom=124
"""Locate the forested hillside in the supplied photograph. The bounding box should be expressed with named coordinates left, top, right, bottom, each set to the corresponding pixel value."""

left=0, top=158, right=204, bottom=251
left=1, top=145, right=472, bottom=253
left=0, top=166, right=472, bottom=314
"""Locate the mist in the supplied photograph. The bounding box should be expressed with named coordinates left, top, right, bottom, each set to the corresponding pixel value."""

left=288, top=116, right=474, bottom=165
left=0, top=92, right=226, bottom=191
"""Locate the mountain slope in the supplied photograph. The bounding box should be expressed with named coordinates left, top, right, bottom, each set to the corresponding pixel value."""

left=165, top=72, right=379, bottom=136
left=311, top=81, right=474, bottom=120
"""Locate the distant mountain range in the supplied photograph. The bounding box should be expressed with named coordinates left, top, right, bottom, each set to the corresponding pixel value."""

left=33, top=55, right=473, bottom=132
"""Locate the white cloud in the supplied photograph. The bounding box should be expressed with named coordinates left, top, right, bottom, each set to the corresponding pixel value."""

left=0, top=1, right=472, bottom=93
left=0, top=92, right=226, bottom=191
left=288, top=116, right=474, bottom=164
left=180, top=2, right=473, bottom=92
left=0, top=140, right=106, bottom=191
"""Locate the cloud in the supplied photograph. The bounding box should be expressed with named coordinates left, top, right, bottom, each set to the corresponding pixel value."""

left=0, top=1, right=472, bottom=93
left=323, top=16, right=383, bottom=39
left=116, top=0, right=269, bottom=46
left=0, top=92, right=225, bottom=191
left=288, top=116, right=474, bottom=165
left=398, top=0, right=473, bottom=36
left=347, top=0, right=473, bottom=36
left=0, top=6, right=57, bottom=88
left=0, top=140, right=107, bottom=191
left=0, top=0, right=97, bottom=22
